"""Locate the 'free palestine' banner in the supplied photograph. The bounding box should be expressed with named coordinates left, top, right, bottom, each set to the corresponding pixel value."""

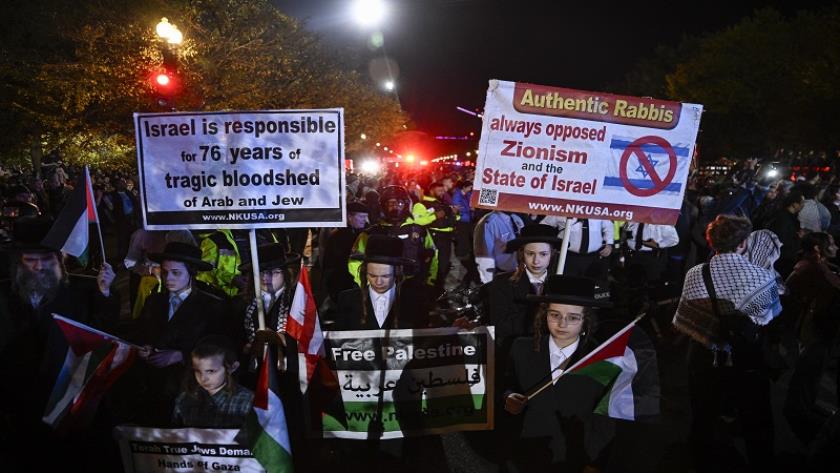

left=316, top=327, right=495, bottom=440
left=134, top=109, right=345, bottom=230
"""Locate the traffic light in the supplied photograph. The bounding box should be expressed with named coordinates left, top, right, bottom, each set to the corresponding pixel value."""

left=149, top=68, right=178, bottom=110
left=155, top=72, right=171, bottom=87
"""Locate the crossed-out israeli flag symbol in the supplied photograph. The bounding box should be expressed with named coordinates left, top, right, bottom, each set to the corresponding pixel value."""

left=604, top=137, right=691, bottom=194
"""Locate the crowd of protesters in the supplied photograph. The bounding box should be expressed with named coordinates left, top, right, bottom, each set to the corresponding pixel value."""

left=0, top=158, right=838, bottom=472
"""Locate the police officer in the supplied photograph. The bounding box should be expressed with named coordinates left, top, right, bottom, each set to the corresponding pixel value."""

left=415, top=181, right=458, bottom=293
left=349, top=186, right=438, bottom=288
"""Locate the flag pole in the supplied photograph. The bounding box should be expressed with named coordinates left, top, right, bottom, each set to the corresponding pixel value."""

left=85, top=167, right=107, bottom=265
left=526, top=313, right=644, bottom=401
left=249, top=229, right=266, bottom=330
left=555, top=217, right=572, bottom=275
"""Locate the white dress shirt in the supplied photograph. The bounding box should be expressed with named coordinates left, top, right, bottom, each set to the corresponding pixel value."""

left=549, top=337, right=579, bottom=381
left=369, top=285, right=396, bottom=328
left=474, top=212, right=525, bottom=283
left=624, top=223, right=679, bottom=251
left=261, top=287, right=285, bottom=313
left=543, top=217, right=614, bottom=253
left=526, top=269, right=547, bottom=284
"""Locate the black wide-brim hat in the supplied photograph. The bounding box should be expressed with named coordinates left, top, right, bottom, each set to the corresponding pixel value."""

left=350, top=234, right=415, bottom=266
left=347, top=202, right=370, bottom=214
left=149, top=241, right=213, bottom=271
left=526, top=275, right=613, bottom=308
left=239, top=243, right=301, bottom=271
left=2, top=216, right=59, bottom=253
left=504, top=223, right=563, bottom=253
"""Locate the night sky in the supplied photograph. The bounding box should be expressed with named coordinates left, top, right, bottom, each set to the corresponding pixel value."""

left=275, top=0, right=831, bottom=152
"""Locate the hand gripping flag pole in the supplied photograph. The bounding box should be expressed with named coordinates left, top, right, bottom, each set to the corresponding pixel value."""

left=527, top=313, right=644, bottom=401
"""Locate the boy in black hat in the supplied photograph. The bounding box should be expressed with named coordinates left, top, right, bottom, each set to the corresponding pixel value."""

left=485, top=223, right=563, bottom=362
left=240, top=243, right=301, bottom=355
left=503, top=274, right=612, bottom=472
left=132, top=241, right=229, bottom=425
left=331, top=234, right=429, bottom=331
left=348, top=185, right=439, bottom=288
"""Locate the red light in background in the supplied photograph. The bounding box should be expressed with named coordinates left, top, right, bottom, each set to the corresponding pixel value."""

left=150, top=69, right=178, bottom=94
left=420, top=160, right=428, bottom=166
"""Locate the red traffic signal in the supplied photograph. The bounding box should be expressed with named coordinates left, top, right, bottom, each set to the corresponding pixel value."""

left=155, top=73, right=171, bottom=87
left=150, top=69, right=177, bottom=94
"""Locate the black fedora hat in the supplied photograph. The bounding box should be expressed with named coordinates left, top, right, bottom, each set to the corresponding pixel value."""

left=347, top=202, right=370, bottom=214
left=504, top=223, right=563, bottom=253
left=350, top=234, right=415, bottom=266
left=239, top=243, right=301, bottom=271
left=149, top=241, right=213, bottom=271
left=526, top=275, right=613, bottom=308
left=2, top=217, right=58, bottom=253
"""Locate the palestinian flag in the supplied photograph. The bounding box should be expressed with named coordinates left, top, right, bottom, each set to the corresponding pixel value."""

left=287, top=265, right=325, bottom=392
left=42, top=166, right=100, bottom=265
left=237, top=348, right=294, bottom=473
left=564, top=316, right=660, bottom=421
left=43, top=314, right=136, bottom=431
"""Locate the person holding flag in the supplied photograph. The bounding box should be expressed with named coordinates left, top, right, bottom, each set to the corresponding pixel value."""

left=0, top=216, right=118, bottom=470
left=239, top=242, right=300, bottom=389
left=503, top=275, right=615, bottom=472
left=131, top=241, right=229, bottom=426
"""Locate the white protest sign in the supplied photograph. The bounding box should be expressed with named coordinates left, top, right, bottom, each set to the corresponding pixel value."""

left=471, top=80, right=703, bottom=224
left=113, top=426, right=264, bottom=473
left=317, top=327, right=495, bottom=439
left=134, top=110, right=345, bottom=230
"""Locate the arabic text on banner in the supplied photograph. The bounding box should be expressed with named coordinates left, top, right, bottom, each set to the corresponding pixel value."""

left=317, top=327, right=495, bottom=440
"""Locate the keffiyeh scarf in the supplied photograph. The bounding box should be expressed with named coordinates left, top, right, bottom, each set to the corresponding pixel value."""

left=745, top=229, right=786, bottom=294
left=672, top=253, right=782, bottom=349
left=244, top=295, right=289, bottom=343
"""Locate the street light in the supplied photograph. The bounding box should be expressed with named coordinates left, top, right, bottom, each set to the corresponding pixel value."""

left=352, top=0, right=387, bottom=28
left=156, top=18, right=174, bottom=38
left=152, top=18, right=184, bottom=111
left=383, top=80, right=395, bottom=91
left=156, top=17, right=183, bottom=44
left=360, top=159, right=381, bottom=175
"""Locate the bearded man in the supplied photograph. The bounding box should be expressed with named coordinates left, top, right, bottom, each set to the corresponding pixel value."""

left=0, top=217, right=118, bottom=469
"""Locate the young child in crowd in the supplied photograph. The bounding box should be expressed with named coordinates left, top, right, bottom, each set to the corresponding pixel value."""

left=172, top=335, right=254, bottom=428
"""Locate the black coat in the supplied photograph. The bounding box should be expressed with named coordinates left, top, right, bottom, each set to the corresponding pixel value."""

left=330, top=279, right=431, bottom=331
left=136, top=288, right=227, bottom=354
left=0, top=276, right=120, bottom=465
left=0, top=276, right=120, bottom=410
left=128, top=288, right=228, bottom=425
left=767, top=209, right=801, bottom=277
left=321, top=227, right=362, bottom=300
left=504, top=336, right=608, bottom=463
left=486, top=272, right=541, bottom=356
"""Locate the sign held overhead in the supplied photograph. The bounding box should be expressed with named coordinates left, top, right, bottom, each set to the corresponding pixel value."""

left=472, top=80, right=703, bottom=224
left=134, top=109, right=346, bottom=230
